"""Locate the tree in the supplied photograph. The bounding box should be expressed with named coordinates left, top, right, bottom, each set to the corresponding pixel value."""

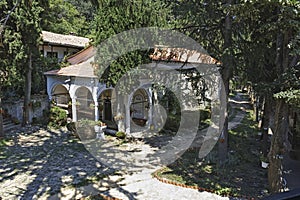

left=40, top=0, right=87, bottom=36
left=173, top=0, right=237, bottom=164
left=174, top=0, right=299, bottom=192
left=91, top=0, right=173, bottom=132
left=0, top=0, right=43, bottom=127
left=234, top=0, right=300, bottom=193
left=66, top=0, right=97, bottom=37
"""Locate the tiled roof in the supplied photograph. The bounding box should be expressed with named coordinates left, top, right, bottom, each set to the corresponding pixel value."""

left=44, top=45, right=221, bottom=78
left=44, top=56, right=97, bottom=78
left=67, top=45, right=96, bottom=65
left=150, top=46, right=221, bottom=65
left=42, top=31, right=90, bottom=48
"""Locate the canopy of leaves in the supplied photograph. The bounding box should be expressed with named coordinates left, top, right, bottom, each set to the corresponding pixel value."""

left=0, top=0, right=43, bottom=97
left=237, top=0, right=299, bottom=101
left=92, top=0, right=174, bottom=86
left=40, top=0, right=88, bottom=36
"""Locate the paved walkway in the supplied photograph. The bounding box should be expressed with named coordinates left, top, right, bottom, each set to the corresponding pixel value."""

left=283, top=153, right=300, bottom=191
left=0, top=126, right=113, bottom=200
left=0, top=93, right=249, bottom=200
left=87, top=93, right=249, bottom=200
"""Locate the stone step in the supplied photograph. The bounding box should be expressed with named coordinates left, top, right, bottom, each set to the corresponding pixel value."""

left=2, top=117, right=21, bottom=133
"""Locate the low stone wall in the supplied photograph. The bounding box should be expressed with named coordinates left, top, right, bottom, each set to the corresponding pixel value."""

left=2, top=95, right=50, bottom=123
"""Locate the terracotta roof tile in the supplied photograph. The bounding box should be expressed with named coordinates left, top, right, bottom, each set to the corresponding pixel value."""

left=44, top=45, right=221, bottom=78
left=150, top=47, right=222, bottom=65
left=67, top=45, right=96, bottom=65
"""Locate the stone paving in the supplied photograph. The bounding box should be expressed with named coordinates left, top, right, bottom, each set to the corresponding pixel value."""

left=0, top=126, right=113, bottom=200
left=93, top=93, right=249, bottom=200
left=0, top=125, right=231, bottom=200
left=0, top=93, right=249, bottom=200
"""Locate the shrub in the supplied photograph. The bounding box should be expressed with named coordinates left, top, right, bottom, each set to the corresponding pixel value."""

left=48, top=106, right=67, bottom=129
left=199, top=109, right=211, bottom=122
left=116, top=131, right=126, bottom=139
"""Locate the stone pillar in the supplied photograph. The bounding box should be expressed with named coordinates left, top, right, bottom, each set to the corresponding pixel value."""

left=95, top=101, right=99, bottom=121
left=71, top=97, right=77, bottom=122
left=125, top=99, right=131, bottom=134
left=153, top=88, right=158, bottom=130
left=93, top=85, right=99, bottom=121
left=116, top=92, right=125, bottom=132
left=147, top=88, right=153, bottom=128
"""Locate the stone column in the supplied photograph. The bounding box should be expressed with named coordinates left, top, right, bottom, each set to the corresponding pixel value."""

left=147, top=88, right=153, bottom=128
left=94, top=101, right=99, bottom=121
left=116, top=91, right=125, bottom=132
left=125, top=95, right=131, bottom=134
left=71, top=97, right=77, bottom=122
left=93, top=85, right=99, bottom=121
left=152, top=88, right=158, bottom=130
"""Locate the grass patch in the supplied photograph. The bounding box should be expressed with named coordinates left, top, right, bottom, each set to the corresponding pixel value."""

left=0, top=138, right=13, bottom=159
left=0, top=138, right=13, bottom=147
left=154, top=104, right=269, bottom=198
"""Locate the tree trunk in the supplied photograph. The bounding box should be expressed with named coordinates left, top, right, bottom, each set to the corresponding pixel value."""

left=218, top=0, right=233, bottom=164
left=268, top=26, right=291, bottom=193
left=268, top=99, right=288, bottom=193
left=22, top=53, right=32, bottom=126
left=218, top=77, right=229, bottom=163
left=261, top=96, right=274, bottom=157
left=0, top=89, right=4, bottom=137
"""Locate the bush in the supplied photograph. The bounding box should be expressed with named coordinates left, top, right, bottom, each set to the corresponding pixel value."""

left=116, top=131, right=126, bottom=139
left=48, top=106, right=67, bottom=129
left=163, top=114, right=180, bottom=133
left=199, top=109, right=211, bottom=122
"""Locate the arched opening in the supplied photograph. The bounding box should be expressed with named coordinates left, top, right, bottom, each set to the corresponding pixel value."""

left=51, top=84, right=71, bottom=116
left=130, top=88, right=149, bottom=127
left=98, top=89, right=113, bottom=121
left=98, top=89, right=117, bottom=130
left=75, top=86, right=94, bottom=120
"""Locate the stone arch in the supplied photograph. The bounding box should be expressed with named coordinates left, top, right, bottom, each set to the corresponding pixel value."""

left=98, top=89, right=116, bottom=122
left=75, top=86, right=94, bottom=120
left=51, top=84, right=71, bottom=105
left=130, top=88, right=150, bottom=127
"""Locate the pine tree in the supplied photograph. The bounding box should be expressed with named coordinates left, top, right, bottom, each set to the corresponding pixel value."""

left=91, top=0, right=173, bottom=132
left=173, top=0, right=236, bottom=164
left=0, top=0, right=43, bottom=129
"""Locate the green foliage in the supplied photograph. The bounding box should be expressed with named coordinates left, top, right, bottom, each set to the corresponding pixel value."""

left=92, top=0, right=173, bottom=44
left=116, top=131, right=126, bottom=139
left=173, top=0, right=234, bottom=59
left=155, top=105, right=268, bottom=198
left=254, top=65, right=300, bottom=106
left=260, top=154, right=269, bottom=163
left=65, top=0, right=97, bottom=36
left=158, top=88, right=181, bottom=132
left=92, top=0, right=173, bottom=86
left=40, top=0, right=88, bottom=36
left=31, top=56, right=61, bottom=94
left=235, top=0, right=300, bottom=99
left=48, top=106, right=67, bottom=128
left=0, top=0, right=43, bottom=97
left=274, top=90, right=300, bottom=107
left=199, top=109, right=211, bottom=122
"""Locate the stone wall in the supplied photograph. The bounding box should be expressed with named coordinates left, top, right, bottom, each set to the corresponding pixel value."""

left=2, top=95, right=50, bottom=123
